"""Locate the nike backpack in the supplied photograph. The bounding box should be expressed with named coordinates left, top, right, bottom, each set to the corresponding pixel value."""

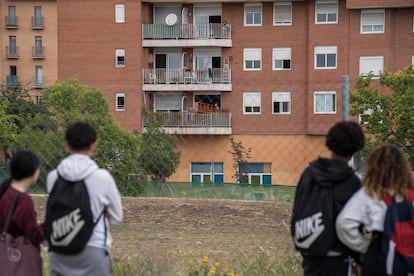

left=290, top=172, right=336, bottom=257
left=44, top=173, right=104, bottom=254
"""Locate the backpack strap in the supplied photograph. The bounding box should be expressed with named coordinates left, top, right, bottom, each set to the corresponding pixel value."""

left=93, top=207, right=108, bottom=248
left=2, top=192, right=21, bottom=234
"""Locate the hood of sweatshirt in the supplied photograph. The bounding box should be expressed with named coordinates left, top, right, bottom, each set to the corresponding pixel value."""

left=56, top=154, right=99, bottom=182
left=310, top=157, right=355, bottom=188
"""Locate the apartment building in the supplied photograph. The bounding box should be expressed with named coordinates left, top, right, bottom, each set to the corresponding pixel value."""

left=0, top=1, right=57, bottom=102
left=7, top=0, right=414, bottom=186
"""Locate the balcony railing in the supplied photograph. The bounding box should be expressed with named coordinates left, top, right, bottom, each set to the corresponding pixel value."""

left=143, top=111, right=232, bottom=129
left=6, top=46, right=19, bottom=59
left=6, top=75, right=19, bottom=86
left=143, top=23, right=231, bottom=40
left=32, top=16, right=44, bottom=29
left=143, top=68, right=231, bottom=84
left=5, top=16, right=18, bottom=28
left=32, top=76, right=45, bottom=88
left=32, top=46, right=45, bottom=59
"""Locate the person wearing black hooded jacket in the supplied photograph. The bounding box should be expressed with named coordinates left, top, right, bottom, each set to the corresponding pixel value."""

left=291, top=121, right=365, bottom=276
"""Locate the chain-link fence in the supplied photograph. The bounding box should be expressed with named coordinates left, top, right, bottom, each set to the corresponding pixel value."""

left=1, top=77, right=362, bottom=201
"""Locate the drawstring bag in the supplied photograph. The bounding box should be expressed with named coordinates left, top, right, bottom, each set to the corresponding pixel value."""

left=0, top=192, right=43, bottom=276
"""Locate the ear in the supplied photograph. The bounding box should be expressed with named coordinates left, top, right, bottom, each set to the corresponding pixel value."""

left=90, top=141, right=97, bottom=152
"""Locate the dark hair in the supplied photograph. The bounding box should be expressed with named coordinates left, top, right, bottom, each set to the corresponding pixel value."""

left=325, top=121, right=365, bottom=157
left=364, top=144, right=414, bottom=200
left=10, top=150, right=40, bottom=180
left=65, top=122, right=97, bottom=151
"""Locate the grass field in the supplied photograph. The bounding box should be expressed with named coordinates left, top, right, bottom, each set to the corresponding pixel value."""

left=32, top=194, right=302, bottom=276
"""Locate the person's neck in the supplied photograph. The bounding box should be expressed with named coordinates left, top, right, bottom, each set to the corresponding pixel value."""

left=11, top=179, right=31, bottom=193
left=331, top=153, right=351, bottom=163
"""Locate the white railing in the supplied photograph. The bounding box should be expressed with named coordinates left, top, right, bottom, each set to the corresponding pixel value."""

left=143, top=111, right=231, bottom=128
left=143, top=23, right=231, bottom=39
left=143, top=68, right=231, bottom=84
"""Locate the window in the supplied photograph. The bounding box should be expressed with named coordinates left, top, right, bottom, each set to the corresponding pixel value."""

left=116, top=93, right=125, bottom=111
left=35, top=95, right=42, bottom=105
left=359, top=56, right=384, bottom=78
left=241, top=163, right=272, bottom=185
left=315, top=46, right=337, bottom=69
left=34, top=36, right=43, bottom=57
left=33, top=6, right=43, bottom=28
left=272, top=48, right=291, bottom=70
left=8, top=36, right=17, bottom=57
left=191, top=162, right=224, bottom=184
left=315, top=0, right=338, bottom=24
left=361, top=9, right=384, bottom=34
left=115, top=49, right=125, bottom=67
left=272, top=92, right=291, bottom=114
left=244, top=48, right=262, bottom=70
left=314, top=91, right=336, bottom=114
left=274, top=1, right=292, bottom=26
left=244, top=4, right=262, bottom=26
left=412, top=55, right=414, bottom=65
left=243, top=92, right=261, bottom=114
left=115, top=4, right=125, bottom=23
left=34, top=66, right=43, bottom=86
left=7, top=6, right=17, bottom=26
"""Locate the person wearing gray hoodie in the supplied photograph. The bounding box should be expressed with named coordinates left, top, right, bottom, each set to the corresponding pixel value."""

left=46, top=122, right=123, bottom=276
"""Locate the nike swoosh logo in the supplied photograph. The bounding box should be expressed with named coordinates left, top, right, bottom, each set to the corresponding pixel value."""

left=294, top=225, right=325, bottom=249
left=51, top=220, right=85, bottom=246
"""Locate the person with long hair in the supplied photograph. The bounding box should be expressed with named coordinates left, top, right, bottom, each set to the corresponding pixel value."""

left=336, top=144, right=414, bottom=275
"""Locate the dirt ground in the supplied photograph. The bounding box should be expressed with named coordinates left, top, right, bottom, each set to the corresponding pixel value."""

left=32, top=195, right=298, bottom=273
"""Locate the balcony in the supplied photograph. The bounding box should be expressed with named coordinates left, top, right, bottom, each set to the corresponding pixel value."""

left=143, top=68, right=231, bottom=92
left=6, top=75, right=19, bottom=87
left=142, top=23, right=232, bottom=48
left=143, top=110, right=232, bottom=135
left=32, top=76, right=45, bottom=89
left=31, top=16, right=44, bottom=29
left=6, top=46, right=19, bottom=59
left=32, top=46, right=45, bottom=59
left=5, top=16, right=18, bottom=28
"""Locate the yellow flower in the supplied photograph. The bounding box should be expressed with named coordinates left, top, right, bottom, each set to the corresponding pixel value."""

left=209, top=267, right=216, bottom=273
left=228, top=273, right=234, bottom=276
left=215, top=262, right=221, bottom=268
left=202, top=256, right=209, bottom=263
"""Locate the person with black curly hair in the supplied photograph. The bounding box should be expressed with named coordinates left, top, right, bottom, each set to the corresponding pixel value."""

left=291, top=121, right=365, bottom=276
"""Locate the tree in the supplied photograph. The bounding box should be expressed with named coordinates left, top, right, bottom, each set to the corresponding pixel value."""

left=0, top=100, right=18, bottom=163
left=350, top=64, right=414, bottom=165
left=42, top=78, right=146, bottom=194
left=228, top=137, right=251, bottom=184
left=138, top=122, right=181, bottom=183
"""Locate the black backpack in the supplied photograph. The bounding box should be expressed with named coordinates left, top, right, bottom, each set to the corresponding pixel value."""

left=44, top=172, right=105, bottom=254
left=290, top=169, right=336, bottom=256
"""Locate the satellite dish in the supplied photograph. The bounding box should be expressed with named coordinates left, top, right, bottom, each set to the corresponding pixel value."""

left=165, top=13, right=178, bottom=25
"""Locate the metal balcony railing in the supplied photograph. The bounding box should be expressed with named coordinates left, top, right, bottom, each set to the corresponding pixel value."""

left=143, top=68, right=231, bottom=84
left=32, top=76, right=45, bottom=88
left=143, top=23, right=231, bottom=40
left=32, top=46, right=45, bottom=59
left=143, top=111, right=232, bottom=129
left=6, top=75, right=19, bottom=86
left=6, top=46, right=19, bottom=59
left=5, top=16, right=18, bottom=28
left=31, top=16, right=44, bottom=29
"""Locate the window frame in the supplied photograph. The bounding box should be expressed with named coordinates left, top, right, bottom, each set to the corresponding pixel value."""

left=191, top=162, right=224, bottom=184
left=315, top=0, right=338, bottom=24
left=244, top=3, right=262, bottom=26
left=243, top=92, right=261, bottom=115
left=272, top=92, right=291, bottom=114
left=360, top=9, right=385, bottom=34
left=115, top=48, right=125, bottom=67
left=273, top=1, right=292, bottom=26
left=243, top=48, right=262, bottom=71
left=115, top=4, right=125, bottom=23
left=314, top=46, right=337, bottom=69
left=35, top=65, right=43, bottom=85
left=359, top=56, right=384, bottom=79
left=314, top=91, right=336, bottom=114
left=242, top=162, right=272, bottom=185
left=272, top=47, right=291, bottom=70
left=116, top=92, right=125, bottom=111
